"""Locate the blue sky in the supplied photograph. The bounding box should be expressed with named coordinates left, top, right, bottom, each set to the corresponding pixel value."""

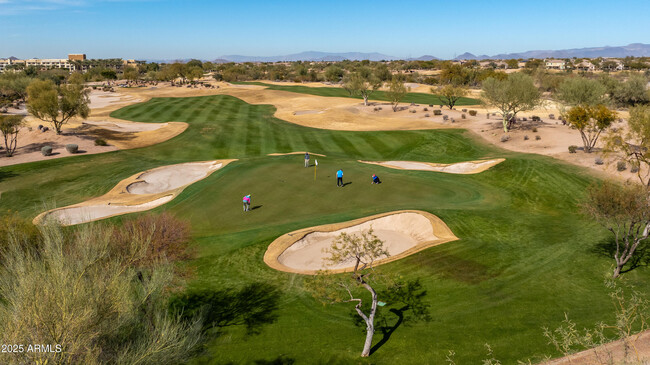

left=1, top=0, right=649, bottom=60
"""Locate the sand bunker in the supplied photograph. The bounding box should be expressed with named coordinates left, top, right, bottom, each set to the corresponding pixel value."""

left=264, top=210, right=458, bottom=274
left=359, top=158, right=505, bottom=174
left=82, top=120, right=167, bottom=132
left=127, top=161, right=224, bottom=194
left=293, top=110, right=324, bottom=115
left=267, top=151, right=326, bottom=157
left=35, top=160, right=236, bottom=226
left=44, top=196, right=174, bottom=226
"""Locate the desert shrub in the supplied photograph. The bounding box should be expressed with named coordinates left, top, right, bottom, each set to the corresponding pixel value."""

left=424, top=114, right=430, bottom=117
left=532, top=127, right=538, bottom=133
left=41, top=126, right=48, bottom=132
left=373, top=107, right=380, bottom=112
left=409, top=109, right=416, bottom=113
left=617, top=161, right=627, bottom=171
left=631, top=164, right=640, bottom=173
left=41, top=146, right=52, bottom=156
left=500, top=134, right=510, bottom=142
left=595, top=157, right=604, bottom=165
left=433, top=109, right=442, bottom=116
left=522, top=117, right=528, bottom=121
left=0, top=223, right=201, bottom=365
left=469, top=110, right=477, bottom=116
left=37, top=124, right=43, bottom=130
left=461, top=108, right=467, bottom=112
left=532, top=115, right=541, bottom=121
left=568, top=145, right=577, bottom=153
left=94, top=138, right=107, bottom=146
left=461, top=114, right=466, bottom=119
left=65, top=144, right=78, bottom=154
left=113, top=212, right=193, bottom=267
left=535, top=135, right=541, bottom=140
left=428, top=104, right=433, bottom=107
left=549, top=114, right=555, bottom=119
left=442, top=115, right=449, bottom=121
left=524, top=135, right=529, bottom=140
left=423, top=107, right=428, bottom=111
left=450, top=118, right=456, bottom=123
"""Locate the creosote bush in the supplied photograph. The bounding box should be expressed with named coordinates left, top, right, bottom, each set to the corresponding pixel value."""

left=469, top=110, right=477, bottom=116
left=568, top=145, right=577, bottom=153
left=433, top=109, right=442, bottom=116
left=535, top=135, right=541, bottom=140
left=94, top=138, right=107, bottom=146
left=524, top=135, right=529, bottom=140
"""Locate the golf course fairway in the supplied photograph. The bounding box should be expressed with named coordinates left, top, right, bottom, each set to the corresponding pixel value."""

left=0, top=94, right=645, bottom=364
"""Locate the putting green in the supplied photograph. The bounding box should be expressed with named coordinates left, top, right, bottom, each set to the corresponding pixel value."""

left=0, top=95, right=645, bottom=364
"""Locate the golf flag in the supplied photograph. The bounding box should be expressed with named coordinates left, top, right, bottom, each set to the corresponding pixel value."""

left=314, top=159, right=318, bottom=181
left=315, top=159, right=318, bottom=166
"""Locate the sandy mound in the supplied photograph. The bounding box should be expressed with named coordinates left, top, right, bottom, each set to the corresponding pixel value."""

left=35, top=159, right=236, bottom=226
left=44, top=195, right=174, bottom=226
left=82, top=120, right=167, bottom=132
left=127, top=161, right=223, bottom=194
left=89, top=90, right=140, bottom=109
left=264, top=210, right=458, bottom=274
left=359, top=158, right=505, bottom=174
left=267, top=151, right=326, bottom=157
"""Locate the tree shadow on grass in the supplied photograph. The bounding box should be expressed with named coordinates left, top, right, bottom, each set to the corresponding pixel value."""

left=169, top=282, right=282, bottom=336
left=0, top=169, right=17, bottom=183
left=590, top=236, right=650, bottom=275
left=349, top=279, right=431, bottom=356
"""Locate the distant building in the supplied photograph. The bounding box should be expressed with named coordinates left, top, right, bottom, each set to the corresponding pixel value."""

left=123, top=59, right=145, bottom=68
left=575, top=60, right=596, bottom=72
left=545, top=59, right=566, bottom=70
left=68, top=54, right=87, bottom=61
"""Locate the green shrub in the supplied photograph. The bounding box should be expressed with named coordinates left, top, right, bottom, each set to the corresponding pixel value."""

left=433, top=109, right=442, bottom=116
left=535, top=135, right=541, bottom=140
left=617, top=161, right=627, bottom=171
left=469, top=110, right=477, bottom=116
left=94, top=138, right=107, bottom=146
left=65, top=144, right=78, bottom=154
left=461, top=114, right=466, bottom=119
left=532, top=127, right=538, bottom=133
left=41, top=146, right=53, bottom=156
left=568, top=145, right=577, bottom=153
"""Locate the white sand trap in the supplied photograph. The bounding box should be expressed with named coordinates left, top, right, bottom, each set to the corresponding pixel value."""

left=293, top=110, right=324, bottom=115
left=265, top=210, right=458, bottom=274
left=34, top=159, right=236, bottom=226
left=44, top=195, right=174, bottom=226
left=267, top=151, right=326, bottom=157
left=359, top=158, right=505, bottom=174
left=82, top=120, right=167, bottom=132
left=127, top=161, right=223, bottom=194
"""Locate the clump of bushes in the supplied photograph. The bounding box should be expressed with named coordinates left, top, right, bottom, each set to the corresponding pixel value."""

left=535, top=135, right=541, bottom=140
left=500, top=134, right=510, bottom=142
left=461, top=114, right=466, bottom=119
left=617, top=161, right=627, bottom=171
left=65, top=144, right=79, bottom=154
left=595, top=157, right=604, bottom=165
left=433, top=109, right=442, bottom=116
left=469, top=110, right=477, bottom=116
left=94, top=138, right=107, bottom=146
left=568, top=145, right=577, bottom=153
left=532, top=116, right=541, bottom=122
left=41, top=146, right=53, bottom=156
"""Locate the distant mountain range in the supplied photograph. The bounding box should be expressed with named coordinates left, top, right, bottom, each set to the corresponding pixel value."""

left=453, top=43, right=650, bottom=60
left=216, top=51, right=398, bottom=63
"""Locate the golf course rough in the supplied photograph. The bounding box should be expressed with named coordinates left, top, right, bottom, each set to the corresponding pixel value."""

left=264, top=210, right=459, bottom=274
left=358, top=158, right=505, bottom=174
left=34, top=159, right=236, bottom=225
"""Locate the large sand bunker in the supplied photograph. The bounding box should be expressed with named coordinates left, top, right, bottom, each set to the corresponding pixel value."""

left=264, top=210, right=458, bottom=274
left=82, top=120, right=167, bottom=132
left=34, top=160, right=236, bottom=226
left=359, top=158, right=505, bottom=174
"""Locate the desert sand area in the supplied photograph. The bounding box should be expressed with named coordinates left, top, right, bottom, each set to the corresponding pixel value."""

left=545, top=329, right=650, bottom=365
left=35, top=160, right=235, bottom=225
left=264, top=210, right=458, bottom=274
left=359, top=158, right=505, bottom=174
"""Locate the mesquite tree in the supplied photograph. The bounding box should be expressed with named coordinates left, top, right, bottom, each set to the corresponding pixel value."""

left=583, top=182, right=650, bottom=278
left=343, top=68, right=382, bottom=106
left=27, top=79, right=90, bottom=134
left=386, top=77, right=409, bottom=112
left=307, top=229, right=388, bottom=357
left=0, top=115, right=23, bottom=157
left=435, top=84, right=467, bottom=110
left=566, top=104, right=616, bottom=153
left=481, top=73, right=540, bottom=133
left=606, top=106, right=650, bottom=186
